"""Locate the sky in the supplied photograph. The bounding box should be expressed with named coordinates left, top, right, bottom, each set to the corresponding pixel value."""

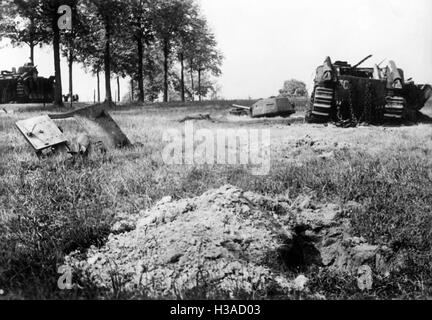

left=0, top=0, right=431, bottom=101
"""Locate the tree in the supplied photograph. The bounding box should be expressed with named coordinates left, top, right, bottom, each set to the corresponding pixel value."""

left=126, top=0, right=155, bottom=102
left=0, top=0, right=49, bottom=65
left=142, top=43, right=165, bottom=102
left=76, top=0, right=153, bottom=104
left=153, top=0, right=196, bottom=102
left=83, top=0, right=125, bottom=103
left=76, top=44, right=104, bottom=103
left=209, top=82, right=222, bottom=100
left=179, top=14, right=222, bottom=102
left=2, top=0, right=223, bottom=105
left=195, top=73, right=219, bottom=100
left=175, top=4, right=201, bottom=102
left=71, top=1, right=105, bottom=103
left=109, top=32, right=136, bottom=103
left=38, top=0, right=78, bottom=106
left=60, top=0, right=85, bottom=106
left=191, top=25, right=223, bottom=101
left=280, top=79, right=308, bottom=97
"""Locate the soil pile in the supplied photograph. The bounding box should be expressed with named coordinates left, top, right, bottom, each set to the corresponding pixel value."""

left=66, top=186, right=400, bottom=298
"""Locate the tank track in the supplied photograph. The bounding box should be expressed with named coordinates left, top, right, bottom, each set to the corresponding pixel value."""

left=16, top=81, right=25, bottom=100
left=310, top=86, right=334, bottom=121
left=384, top=96, right=405, bottom=120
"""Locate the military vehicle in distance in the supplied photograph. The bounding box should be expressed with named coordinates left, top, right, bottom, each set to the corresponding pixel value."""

left=0, top=63, right=55, bottom=104
left=251, top=97, right=296, bottom=118
left=231, top=96, right=296, bottom=118
left=307, top=55, right=432, bottom=124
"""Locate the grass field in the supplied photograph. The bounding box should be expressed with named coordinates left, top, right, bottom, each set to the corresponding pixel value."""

left=0, top=100, right=431, bottom=299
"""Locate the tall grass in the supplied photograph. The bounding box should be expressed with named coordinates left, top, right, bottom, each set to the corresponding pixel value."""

left=0, top=158, right=115, bottom=298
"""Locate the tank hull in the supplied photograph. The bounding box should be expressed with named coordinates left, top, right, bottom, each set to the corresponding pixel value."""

left=0, top=64, right=55, bottom=104
left=0, top=78, right=55, bottom=104
left=307, top=57, right=432, bottom=124
left=251, top=97, right=296, bottom=118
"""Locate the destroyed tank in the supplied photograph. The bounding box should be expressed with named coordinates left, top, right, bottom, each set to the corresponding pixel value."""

left=0, top=63, right=55, bottom=104
left=251, top=96, right=296, bottom=118
left=306, top=55, right=432, bottom=124
left=231, top=96, right=296, bottom=118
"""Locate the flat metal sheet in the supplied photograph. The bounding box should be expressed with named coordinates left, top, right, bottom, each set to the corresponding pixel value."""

left=49, top=103, right=131, bottom=149
left=16, top=115, right=68, bottom=151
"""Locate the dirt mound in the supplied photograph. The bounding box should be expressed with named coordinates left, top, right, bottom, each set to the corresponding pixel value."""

left=66, top=186, right=399, bottom=298
left=295, top=135, right=352, bottom=152
left=280, top=135, right=354, bottom=162
left=66, top=186, right=298, bottom=298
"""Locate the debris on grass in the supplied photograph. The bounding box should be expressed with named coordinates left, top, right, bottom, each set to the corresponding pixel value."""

left=66, top=185, right=401, bottom=298
left=357, top=265, right=373, bottom=291
left=179, top=113, right=213, bottom=123
left=293, top=275, right=309, bottom=292
left=15, top=115, right=69, bottom=157
left=49, top=102, right=131, bottom=149
left=14, top=103, right=130, bottom=158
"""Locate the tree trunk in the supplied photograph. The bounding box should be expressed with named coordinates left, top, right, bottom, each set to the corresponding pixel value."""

left=180, top=53, right=185, bottom=102
left=131, top=79, right=134, bottom=101
left=97, top=68, right=100, bottom=102
left=190, top=60, right=194, bottom=101
left=148, top=72, right=154, bottom=102
left=104, top=25, right=112, bottom=103
left=198, top=69, right=202, bottom=102
left=68, top=50, right=73, bottom=107
left=117, top=76, right=120, bottom=102
left=29, top=18, right=35, bottom=65
left=137, top=37, right=144, bottom=102
left=30, top=43, right=35, bottom=65
left=163, top=39, right=169, bottom=102
left=53, top=21, right=63, bottom=106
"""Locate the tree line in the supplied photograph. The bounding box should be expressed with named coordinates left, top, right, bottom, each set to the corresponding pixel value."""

left=0, top=0, right=223, bottom=105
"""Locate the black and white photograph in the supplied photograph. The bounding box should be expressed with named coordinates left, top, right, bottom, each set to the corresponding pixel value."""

left=0, top=0, right=431, bottom=306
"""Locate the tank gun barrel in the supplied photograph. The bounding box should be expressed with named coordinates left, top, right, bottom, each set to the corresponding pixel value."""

left=377, top=58, right=386, bottom=68
left=232, top=104, right=251, bottom=110
left=352, top=55, right=373, bottom=69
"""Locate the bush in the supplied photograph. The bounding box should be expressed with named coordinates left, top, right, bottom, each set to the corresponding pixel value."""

left=280, top=79, right=308, bottom=97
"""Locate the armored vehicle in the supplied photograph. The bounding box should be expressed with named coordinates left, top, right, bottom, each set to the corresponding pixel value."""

left=0, top=63, right=55, bottom=104
left=307, top=55, right=432, bottom=124
left=251, top=97, right=296, bottom=118
left=231, top=96, right=296, bottom=118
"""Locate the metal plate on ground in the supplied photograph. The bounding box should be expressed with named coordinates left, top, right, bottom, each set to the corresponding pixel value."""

left=16, top=115, right=67, bottom=151
left=74, top=113, right=129, bottom=149
left=49, top=103, right=131, bottom=149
